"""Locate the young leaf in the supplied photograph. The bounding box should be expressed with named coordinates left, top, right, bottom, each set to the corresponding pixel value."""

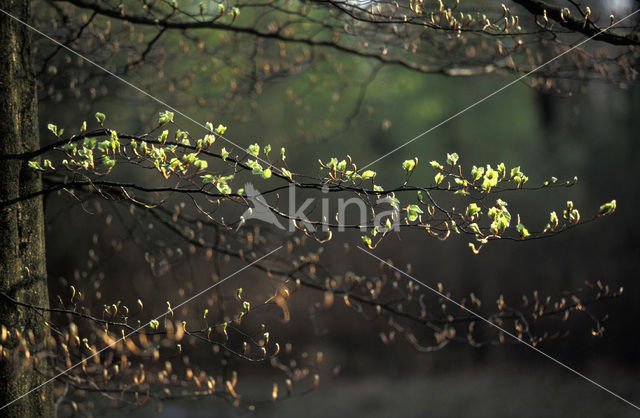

left=517, top=222, right=530, bottom=239
left=158, top=110, right=174, bottom=125
left=466, top=203, right=481, bottom=217
left=361, top=170, right=376, bottom=180
left=402, top=158, right=417, bottom=172
left=248, top=143, right=260, bottom=157
left=215, top=124, right=227, bottom=135
left=261, top=168, right=272, bottom=179
left=406, top=205, right=423, bottom=222
left=282, top=168, right=293, bottom=180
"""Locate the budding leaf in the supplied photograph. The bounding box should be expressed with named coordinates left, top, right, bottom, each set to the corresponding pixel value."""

left=402, top=159, right=417, bottom=172
left=406, top=205, right=423, bottom=222
left=361, top=170, right=376, bottom=180
left=248, top=143, right=260, bottom=157
left=158, top=111, right=174, bottom=125
left=517, top=222, right=530, bottom=239
left=466, top=203, right=481, bottom=217
left=598, top=200, right=617, bottom=216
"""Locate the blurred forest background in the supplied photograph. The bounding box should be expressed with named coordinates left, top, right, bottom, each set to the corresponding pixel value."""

left=27, top=0, right=640, bottom=416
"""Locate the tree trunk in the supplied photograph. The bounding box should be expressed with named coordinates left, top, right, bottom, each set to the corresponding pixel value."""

left=0, top=1, right=54, bottom=416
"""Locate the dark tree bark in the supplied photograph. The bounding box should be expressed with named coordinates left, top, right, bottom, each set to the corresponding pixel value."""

left=0, top=1, right=53, bottom=416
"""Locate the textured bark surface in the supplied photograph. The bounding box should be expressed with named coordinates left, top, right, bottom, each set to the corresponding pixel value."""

left=0, top=1, right=53, bottom=416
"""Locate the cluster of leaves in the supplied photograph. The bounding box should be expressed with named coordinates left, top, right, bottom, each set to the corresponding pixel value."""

left=31, top=111, right=617, bottom=257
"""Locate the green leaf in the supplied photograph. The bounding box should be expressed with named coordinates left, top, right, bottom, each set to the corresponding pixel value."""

left=361, top=236, right=372, bottom=247
left=201, top=174, right=215, bottom=184
left=282, top=168, right=293, bottom=180
left=194, top=159, right=208, bottom=171
left=169, top=157, right=182, bottom=171
left=47, top=124, right=58, bottom=136
left=247, top=159, right=263, bottom=174
left=326, top=158, right=338, bottom=170
left=406, top=205, right=423, bottom=222
left=205, top=122, right=213, bottom=132
left=61, top=143, right=77, bottom=154
left=361, top=170, right=376, bottom=180
left=434, top=172, right=445, bottom=185
left=182, top=153, right=197, bottom=165
left=248, top=143, right=260, bottom=157
left=264, top=144, right=271, bottom=156
left=446, top=152, right=459, bottom=166
left=101, top=155, right=116, bottom=168
left=402, top=158, right=417, bottom=172
left=454, top=178, right=469, bottom=187
left=387, top=195, right=400, bottom=210
left=216, top=182, right=232, bottom=195
left=98, top=140, right=111, bottom=152
left=466, top=203, right=481, bottom=217
left=517, top=222, right=530, bottom=238
left=221, top=148, right=229, bottom=161
left=261, top=168, right=272, bottom=179
left=482, top=167, right=498, bottom=191
left=158, top=110, right=174, bottom=125
left=83, top=138, right=97, bottom=149
left=549, top=211, right=559, bottom=229
left=510, top=166, right=523, bottom=180
left=95, top=112, right=106, bottom=124
left=430, top=160, right=443, bottom=170
left=203, top=134, right=216, bottom=148
left=215, top=124, right=227, bottom=135
left=471, top=165, right=484, bottom=182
